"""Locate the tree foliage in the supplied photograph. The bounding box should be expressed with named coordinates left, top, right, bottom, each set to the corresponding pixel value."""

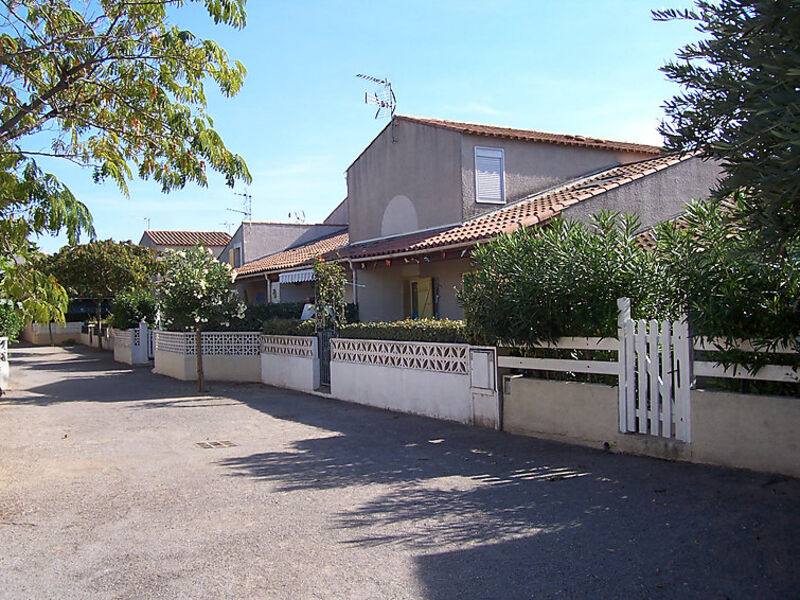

left=158, top=245, right=243, bottom=332
left=0, top=298, right=25, bottom=340
left=41, top=239, right=160, bottom=301
left=158, top=245, right=244, bottom=391
left=110, top=288, right=156, bottom=330
left=655, top=1, right=800, bottom=247
left=312, top=256, right=346, bottom=331
left=651, top=196, right=800, bottom=352
left=0, top=0, right=251, bottom=321
left=458, top=203, right=800, bottom=365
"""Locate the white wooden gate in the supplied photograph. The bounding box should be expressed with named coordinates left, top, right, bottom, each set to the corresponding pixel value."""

left=617, top=298, right=692, bottom=442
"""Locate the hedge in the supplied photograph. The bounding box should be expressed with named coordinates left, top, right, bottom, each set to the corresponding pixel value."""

left=338, top=319, right=468, bottom=343
left=261, top=318, right=315, bottom=337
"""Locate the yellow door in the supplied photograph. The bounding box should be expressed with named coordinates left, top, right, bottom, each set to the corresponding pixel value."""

left=417, top=277, right=433, bottom=318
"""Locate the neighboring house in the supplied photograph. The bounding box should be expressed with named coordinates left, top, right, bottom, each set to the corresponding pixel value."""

left=139, top=230, right=232, bottom=259
left=224, top=200, right=349, bottom=303
left=235, top=115, right=721, bottom=321
left=234, top=231, right=351, bottom=304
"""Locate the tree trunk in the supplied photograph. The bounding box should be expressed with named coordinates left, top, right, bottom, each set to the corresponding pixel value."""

left=195, top=325, right=204, bottom=393
left=96, top=304, right=103, bottom=349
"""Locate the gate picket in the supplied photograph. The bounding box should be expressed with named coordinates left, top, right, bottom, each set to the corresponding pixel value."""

left=660, top=320, right=673, bottom=438
left=648, top=319, right=660, bottom=436
left=617, top=299, right=691, bottom=443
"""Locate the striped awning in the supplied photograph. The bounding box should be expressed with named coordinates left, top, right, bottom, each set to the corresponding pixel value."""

left=279, top=269, right=315, bottom=284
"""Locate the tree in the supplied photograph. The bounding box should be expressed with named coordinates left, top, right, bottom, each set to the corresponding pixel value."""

left=0, top=0, right=251, bottom=321
left=655, top=1, right=800, bottom=248
left=158, top=246, right=244, bottom=392
left=41, top=240, right=161, bottom=344
left=312, top=256, right=346, bottom=332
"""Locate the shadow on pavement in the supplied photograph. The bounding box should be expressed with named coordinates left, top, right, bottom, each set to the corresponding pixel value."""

left=8, top=344, right=800, bottom=598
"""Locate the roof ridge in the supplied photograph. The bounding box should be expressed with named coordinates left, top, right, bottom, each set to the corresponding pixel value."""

left=396, top=115, right=664, bottom=154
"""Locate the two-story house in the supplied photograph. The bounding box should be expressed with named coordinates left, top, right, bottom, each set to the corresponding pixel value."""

left=235, top=115, right=721, bottom=320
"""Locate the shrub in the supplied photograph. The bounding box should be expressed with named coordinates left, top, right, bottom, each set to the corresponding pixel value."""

left=458, top=212, right=655, bottom=345
left=226, top=302, right=304, bottom=331
left=339, top=319, right=468, bottom=343
left=110, top=289, right=156, bottom=329
left=0, top=299, right=24, bottom=341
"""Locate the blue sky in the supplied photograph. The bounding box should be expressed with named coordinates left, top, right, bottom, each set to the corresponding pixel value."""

left=37, top=0, right=700, bottom=253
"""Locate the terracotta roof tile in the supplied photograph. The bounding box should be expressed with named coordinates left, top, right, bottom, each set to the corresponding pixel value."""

left=398, top=115, right=663, bottom=156
left=338, top=153, right=688, bottom=261
left=144, top=230, right=231, bottom=247
left=235, top=232, right=350, bottom=278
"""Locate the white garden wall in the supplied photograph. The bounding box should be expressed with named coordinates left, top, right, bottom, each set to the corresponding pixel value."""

left=113, top=324, right=152, bottom=365
left=260, top=335, right=319, bottom=392
left=330, top=338, right=498, bottom=427
left=113, top=329, right=133, bottom=364
left=22, top=321, right=83, bottom=345
left=153, top=331, right=261, bottom=382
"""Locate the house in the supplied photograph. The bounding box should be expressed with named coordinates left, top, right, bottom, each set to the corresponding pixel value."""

left=139, top=230, right=232, bottom=259
left=223, top=199, right=349, bottom=304
left=235, top=116, right=721, bottom=321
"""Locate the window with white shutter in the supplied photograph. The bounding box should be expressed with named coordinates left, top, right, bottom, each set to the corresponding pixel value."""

left=474, top=146, right=505, bottom=204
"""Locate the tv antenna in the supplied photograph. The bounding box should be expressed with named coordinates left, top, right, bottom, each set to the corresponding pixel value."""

left=219, top=221, right=236, bottom=233
left=357, top=73, right=397, bottom=141
left=227, top=190, right=253, bottom=221
left=288, top=210, right=306, bottom=224
left=141, top=216, right=151, bottom=230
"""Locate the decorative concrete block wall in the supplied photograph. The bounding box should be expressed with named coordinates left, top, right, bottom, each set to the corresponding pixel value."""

left=330, top=338, right=498, bottom=427
left=153, top=331, right=261, bottom=382
left=260, top=335, right=319, bottom=393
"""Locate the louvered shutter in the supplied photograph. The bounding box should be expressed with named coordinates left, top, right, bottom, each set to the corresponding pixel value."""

left=475, top=147, right=505, bottom=203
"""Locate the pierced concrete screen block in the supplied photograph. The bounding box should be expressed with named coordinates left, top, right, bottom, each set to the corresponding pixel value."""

left=470, top=348, right=496, bottom=390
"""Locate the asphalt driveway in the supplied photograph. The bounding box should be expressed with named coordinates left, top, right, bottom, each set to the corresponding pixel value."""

left=1, top=344, right=798, bottom=599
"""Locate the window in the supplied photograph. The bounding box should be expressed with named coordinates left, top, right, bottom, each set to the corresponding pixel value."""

left=475, top=146, right=505, bottom=204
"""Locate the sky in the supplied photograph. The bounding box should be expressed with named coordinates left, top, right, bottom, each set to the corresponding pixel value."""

left=35, top=0, right=701, bottom=253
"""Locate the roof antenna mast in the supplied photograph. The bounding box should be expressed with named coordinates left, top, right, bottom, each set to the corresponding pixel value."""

left=357, top=74, right=397, bottom=142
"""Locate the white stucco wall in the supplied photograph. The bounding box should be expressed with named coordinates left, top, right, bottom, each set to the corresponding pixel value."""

left=261, top=352, right=319, bottom=392
left=331, top=360, right=474, bottom=423
left=22, top=322, right=83, bottom=345
left=154, top=351, right=260, bottom=382
left=113, top=331, right=133, bottom=365
left=329, top=340, right=498, bottom=427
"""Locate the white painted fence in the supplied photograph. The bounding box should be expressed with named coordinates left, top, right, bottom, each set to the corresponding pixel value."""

left=498, top=297, right=798, bottom=445
left=617, top=298, right=692, bottom=442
